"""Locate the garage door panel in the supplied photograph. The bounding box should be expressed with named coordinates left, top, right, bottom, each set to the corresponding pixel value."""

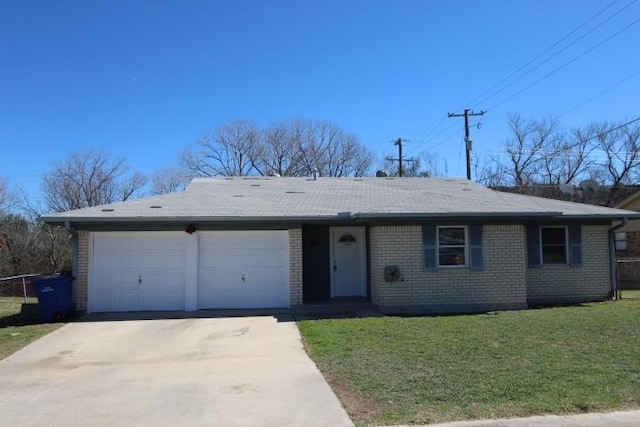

left=198, top=231, right=288, bottom=309
left=93, top=290, right=118, bottom=313
left=263, top=251, right=286, bottom=266
left=250, top=267, right=286, bottom=287
left=199, top=251, right=224, bottom=268
left=140, top=252, right=184, bottom=269
left=117, top=290, right=140, bottom=312
left=91, top=232, right=185, bottom=312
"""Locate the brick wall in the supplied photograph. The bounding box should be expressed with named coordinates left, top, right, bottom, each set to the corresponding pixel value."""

left=526, top=225, right=611, bottom=304
left=369, top=224, right=528, bottom=313
left=75, top=230, right=89, bottom=311
left=289, top=228, right=303, bottom=305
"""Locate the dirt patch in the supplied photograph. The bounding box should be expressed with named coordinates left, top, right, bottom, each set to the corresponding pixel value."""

left=322, top=371, right=392, bottom=426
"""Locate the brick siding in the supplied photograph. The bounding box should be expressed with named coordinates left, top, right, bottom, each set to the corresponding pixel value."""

left=289, top=228, right=303, bottom=305
left=75, top=230, right=89, bottom=311
left=526, top=225, right=612, bottom=304
left=369, top=224, right=528, bottom=312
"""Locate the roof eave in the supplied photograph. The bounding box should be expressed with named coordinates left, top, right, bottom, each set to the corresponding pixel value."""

left=43, top=211, right=639, bottom=226
left=352, top=212, right=562, bottom=220
left=41, top=214, right=357, bottom=225
left=555, top=214, right=640, bottom=220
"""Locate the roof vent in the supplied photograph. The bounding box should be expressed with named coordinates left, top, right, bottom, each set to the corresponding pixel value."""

left=150, top=205, right=162, bottom=209
left=376, top=170, right=388, bottom=177
left=101, top=208, right=114, bottom=212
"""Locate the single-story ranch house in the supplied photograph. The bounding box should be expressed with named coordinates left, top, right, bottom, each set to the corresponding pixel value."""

left=42, top=177, right=639, bottom=314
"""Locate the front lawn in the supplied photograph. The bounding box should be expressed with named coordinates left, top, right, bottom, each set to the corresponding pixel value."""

left=0, top=297, right=63, bottom=360
left=298, top=301, right=640, bottom=426
left=0, top=323, right=62, bottom=360
left=622, top=289, right=640, bottom=299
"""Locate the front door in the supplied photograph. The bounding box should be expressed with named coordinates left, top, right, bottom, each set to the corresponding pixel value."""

left=330, top=227, right=367, bottom=298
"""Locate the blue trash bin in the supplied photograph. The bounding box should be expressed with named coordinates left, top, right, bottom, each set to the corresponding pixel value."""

left=32, top=276, right=74, bottom=322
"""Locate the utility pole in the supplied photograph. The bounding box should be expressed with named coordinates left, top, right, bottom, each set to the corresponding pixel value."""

left=386, top=138, right=416, bottom=177
left=448, top=109, right=485, bottom=180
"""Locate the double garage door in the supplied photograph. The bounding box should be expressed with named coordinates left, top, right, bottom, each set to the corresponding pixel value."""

left=91, top=231, right=288, bottom=312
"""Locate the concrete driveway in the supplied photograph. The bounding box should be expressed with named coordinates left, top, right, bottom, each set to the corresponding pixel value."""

left=0, top=314, right=353, bottom=427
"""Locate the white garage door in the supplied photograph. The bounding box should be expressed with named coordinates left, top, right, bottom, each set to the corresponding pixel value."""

left=92, top=232, right=186, bottom=312
left=198, top=231, right=289, bottom=309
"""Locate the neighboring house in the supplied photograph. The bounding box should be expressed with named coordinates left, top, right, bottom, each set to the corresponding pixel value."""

left=614, top=190, right=640, bottom=258
left=613, top=191, right=640, bottom=290
left=42, top=177, right=639, bottom=315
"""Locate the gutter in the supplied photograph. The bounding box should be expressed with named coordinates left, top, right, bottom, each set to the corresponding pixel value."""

left=43, top=210, right=639, bottom=226
left=351, top=212, right=561, bottom=220
left=609, top=218, right=629, bottom=300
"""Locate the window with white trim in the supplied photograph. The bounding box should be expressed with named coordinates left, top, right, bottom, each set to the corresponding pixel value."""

left=437, top=226, right=467, bottom=267
left=540, top=226, right=567, bottom=264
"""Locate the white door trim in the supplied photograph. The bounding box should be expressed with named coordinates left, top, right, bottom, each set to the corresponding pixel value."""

left=330, top=226, right=367, bottom=298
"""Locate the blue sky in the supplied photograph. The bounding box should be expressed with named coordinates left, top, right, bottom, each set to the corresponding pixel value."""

left=2, top=0, right=639, bottom=202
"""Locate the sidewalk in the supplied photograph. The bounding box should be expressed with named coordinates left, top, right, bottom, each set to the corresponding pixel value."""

left=387, top=410, right=640, bottom=427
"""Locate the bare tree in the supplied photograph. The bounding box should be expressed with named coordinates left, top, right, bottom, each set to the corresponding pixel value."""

left=502, top=115, right=559, bottom=186
left=43, top=149, right=147, bottom=212
left=589, top=121, right=640, bottom=205
left=251, top=120, right=304, bottom=177
left=474, top=154, right=508, bottom=187
left=182, top=120, right=260, bottom=177
left=151, top=167, right=190, bottom=195
left=0, top=177, right=16, bottom=214
left=182, top=118, right=374, bottom=178
left=381, top=152, right=447, bottom=177
left=290, top=118, right=373, bottom=177
left=544, top=127, right=596, bottom=185
left=0, top=214, right=71, bottom=276
left=480, top=116, right=640, bottom=207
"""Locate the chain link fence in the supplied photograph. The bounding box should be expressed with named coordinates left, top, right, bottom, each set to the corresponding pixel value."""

left=0, top=274, right=40, bottom=326
left=616, top=258, right=640, bottom=299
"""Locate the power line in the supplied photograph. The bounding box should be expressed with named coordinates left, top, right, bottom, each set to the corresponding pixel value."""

left=487, top=15, right=640, bottom=112
left=559, top=68, right=640, bottom=117
left=466, top=0, right=637, bottom=109
left=489, top=116, right=640, bottom=158
left=448, top=110, right=486, bottom=180
left=418, top=121, right=459, bottom=148
left=419, top=115, right=448, bottom=145
left=416, top=1, right=639, bottom=164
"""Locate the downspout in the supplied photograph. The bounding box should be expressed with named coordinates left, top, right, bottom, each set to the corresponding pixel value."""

left=609, top=218, right=628, bottom=300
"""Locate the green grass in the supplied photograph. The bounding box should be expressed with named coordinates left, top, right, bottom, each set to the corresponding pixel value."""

left=0, top=323, right=62, bottom=360
left=621, top=289, right=640, bottom=299
left=0, top=297, right=63, bottom=360
left=298, top=301, right=640, bottom=426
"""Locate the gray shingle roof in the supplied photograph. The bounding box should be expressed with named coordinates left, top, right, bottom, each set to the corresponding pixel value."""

left=42, top=177, right=640, bottom=224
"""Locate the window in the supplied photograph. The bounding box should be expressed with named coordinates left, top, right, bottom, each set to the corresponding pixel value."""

left=437, top=226, right=467, bottom=266
left=423, top=224, right=483, bottom=271
left=527, top=224, right=581, bottom=268
left=338, top=233, right=356, bottom=243
left=615, top=232, right=627, bottom=251
left=540, top=226, right=567, bottom=264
